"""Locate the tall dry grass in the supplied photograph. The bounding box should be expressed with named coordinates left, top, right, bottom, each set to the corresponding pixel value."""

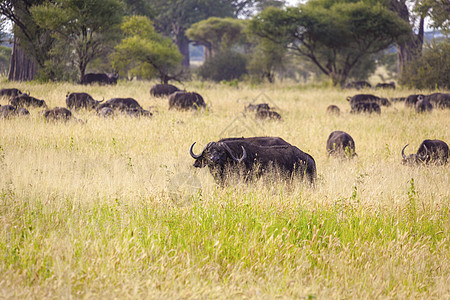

left=0, top=79, right=449, bottom=298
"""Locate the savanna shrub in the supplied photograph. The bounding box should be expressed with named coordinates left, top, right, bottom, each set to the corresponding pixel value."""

left=198, top=50, right=247, bottom=82
left=399, top=41, right=450, bottom=89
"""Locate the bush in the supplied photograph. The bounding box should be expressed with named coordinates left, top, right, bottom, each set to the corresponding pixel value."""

left=198, top=50, right=247, bottom=82
left=399, top=41, right=450, bottom=89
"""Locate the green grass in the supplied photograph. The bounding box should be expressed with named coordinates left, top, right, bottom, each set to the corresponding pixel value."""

left=0, top=79, right=449, bottom=298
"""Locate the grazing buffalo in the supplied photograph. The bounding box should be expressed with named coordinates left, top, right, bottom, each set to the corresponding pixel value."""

left=347, top=94, right=391, bottom=107
left=415, top=99, right=433, bottom=113
left=0, top=88, right=26, bottom=98
left=43, top=107, right=73, bottom=121
left=81, top=73, right=118, bottom=85
left=344, top=81, right=372, bottom=90
left=10, top=94, right=47, bottom=108
left=66, top=92, right=103, bottom=110
left=124, top=107, right=152, bottom=117
left=424, top=93, right=450, bottom=109
left=169, top=91, right=206, bottom=110
left=326, top=105, right=340, bottom=116
left=190, top=137, right=316, bottom=184
left=0, top=105, right=17, bottom=118
left=150, top=84, right=180, bottom=97
left=401, top=139, right=448, bottom=165
left=375, top=82, right=396, bottom=89
left=97, top=107, right=114, bottom=118
left=256, top=109, right=282, bottom=120
left=326, top=131, right=357, bottom=158
left=97, top=98, right=143, bottom=111
left=350, top=102, right=381, bottom=114
left=245, top=103, right=270, bottom=112
left=405, top=94, right=425, bottom=107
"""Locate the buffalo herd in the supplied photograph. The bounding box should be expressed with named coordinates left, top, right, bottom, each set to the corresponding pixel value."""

left=1, top=82, right=448, bottom=186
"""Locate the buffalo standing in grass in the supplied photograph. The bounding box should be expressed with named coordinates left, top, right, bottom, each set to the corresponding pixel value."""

left=326, top=131, right=357, bottom=158
left=81, top=73, right=118, bottom=85
left=245, top=103, right=270, bottom=112
left=190, top=137, right=316, bottom=184
left=350, top=102, right=381, bottom=114
left=150, top=84, right=180, bottom=97
left=401, top=139, right=448, bottom=165
left=375, top=82, right=395, bottom=89
left=66, top=92, right=103, bottom=110
left=344, top=81, right=372, bottom=90
left=43, top=107, right=74, bottom=121
left=97, top=98, right=143, bottom=111
left=326, top=105, right=340, bottom=116
left=415, top=99, right=433, bottom=113
left=256, top=109, right=282, bottom=120
left=405, top=94, right=425, bottom=107
left=0, top=88, right=26, bottom=98
left=347, top=94, right=391, bottom=108
left=0, top=105, right=17, bottom=118
left=424, top=93, right=450, bottom=109
left=10, top=94, right=47, bottom=108
left=169, top=91, right=206, bottom=110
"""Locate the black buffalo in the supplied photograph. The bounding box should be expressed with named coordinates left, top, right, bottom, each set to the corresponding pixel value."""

left=424, top=93, right=450, bottom=109
left=66, top=92, right=103, bottom=110
left=344, top=81, right=372, bottom=90
left=326, top=131, right=357, bottom=158
left=405, top=94, right=425, bottom=107
left=150, top=84, right=180, bottom=97
left=375, top=82, right=396, bottom=89
left=350, top=102, right=381, bottom=114
left=347, top=94, right=391, bottom=107
left=81, top=73, right=118, bottom=85
left=97, top=107, right=114, bottom=118
left=97, top=98, right=143, bottom=111
left=401, top=139, right=448, bottom=165
left=0, top=88, right=26, bottom=98
left=43, top=107, right=73, bottom=121
left=245, top=103, right=271, bottom=112
left=169, top=91, right=206, bottom=110
left=415, top=99, right=433, bottom=113
left=326, top=105, right=340, bottom=115
left=10, top=94, right=47, bottom=108
left=256, top=109, right=282, bottom=120
left=0, top=105, right=17, bottom=118
left=190, top=137, right=316, bottom=184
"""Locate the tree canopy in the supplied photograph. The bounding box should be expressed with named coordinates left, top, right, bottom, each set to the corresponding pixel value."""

left=110, top=16, right=183, bottom=84
left=249, top=1, right=410, bottom=85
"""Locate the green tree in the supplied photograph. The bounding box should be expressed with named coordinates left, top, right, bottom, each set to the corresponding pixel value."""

left=186, top=17, right=246, bottom=59
left=110, top=16, right=183, bottom=83
left=31, top=0, right=124, bottom=81
left=198, top=49, right=247, bottom=82
left=249, top=2, right=410, bottom=86
left=399, top=41, right=450, bottom=89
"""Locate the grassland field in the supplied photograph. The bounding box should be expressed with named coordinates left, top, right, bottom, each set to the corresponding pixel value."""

left=0, top=79, right=449, bottom=299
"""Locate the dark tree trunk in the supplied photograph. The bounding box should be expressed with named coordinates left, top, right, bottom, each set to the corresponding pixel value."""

left=176, top=33, right=190, bottom=68
left=8, top=37, right=37, bottom=81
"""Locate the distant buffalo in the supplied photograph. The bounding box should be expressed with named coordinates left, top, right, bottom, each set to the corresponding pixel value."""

left=326, top=131, right=357, bottom=158
left=150, top=84, right=180, bottom=97
left=10, top=94, right=47, bottom=108
left=0, top=88, right=27, bottom=98
left=415, top=99, right=433, bottom=113
left=326, top=105, right=340, bottom=116
left=405, top=94, right=425, bottom=107
left=169, top=91, right=206, bottom=110
left=66, top=92, right=103, bottom=110
left=81, top=73, right=118, bottom=85
left=190, top=137, right=316, bottom=184
left=347, top=94, right=391, bottom=108
left=97, top=98, right=143, bottom=111
left=43, top=107, right=73, bottom=121
left=401, top=139, right=448, bottom=165
left=256, top=109, right=282, bottom=121
left=375, top=82, right=395, bottom=89
left=0, top=105, right=17, bottom=118
left=424, top=93, right=450, bottom=109
left=344, top=81, right=372, bottom=90
left=245, top=103, right=270, bottom=112
left=350, top=102, right=381, bottom=114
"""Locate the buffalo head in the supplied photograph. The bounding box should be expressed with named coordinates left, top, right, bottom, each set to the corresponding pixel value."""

left=401, top=144, right=427, bottom=165
left=190, top=142, right=246, bottom=168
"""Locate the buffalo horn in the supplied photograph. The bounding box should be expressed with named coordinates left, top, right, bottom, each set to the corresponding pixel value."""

left=222, top=143, right=246, bottom=163
left=189, top=142, right=202, bottom=159
left=401, top=144, right=408, bottom=159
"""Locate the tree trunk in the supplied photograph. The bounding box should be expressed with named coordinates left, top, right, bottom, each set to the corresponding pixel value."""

left=8, top=37, right=37, bottom=81
left=176, top=33, right=190, bottom=68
